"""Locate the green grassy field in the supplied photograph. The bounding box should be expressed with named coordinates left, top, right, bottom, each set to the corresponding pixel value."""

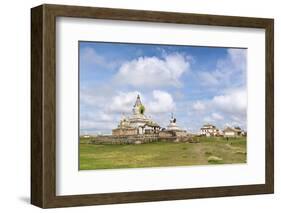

left=79, top=137, right=247, bottom=170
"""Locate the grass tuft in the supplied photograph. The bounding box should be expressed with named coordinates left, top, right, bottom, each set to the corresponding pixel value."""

left=235, top=150, right=247, bottom=155
left=208, top=156, right=223, bottom=164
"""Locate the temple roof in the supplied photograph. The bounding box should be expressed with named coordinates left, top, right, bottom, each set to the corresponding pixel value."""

left=223, top=127, right=241, bottom=132
left=134, top=94, right=142, bottom=107
left=140, top=123, right=160, bottom=128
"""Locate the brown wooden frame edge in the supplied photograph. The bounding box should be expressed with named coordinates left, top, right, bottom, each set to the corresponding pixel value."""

left=31, top=4, right=274, bottom=208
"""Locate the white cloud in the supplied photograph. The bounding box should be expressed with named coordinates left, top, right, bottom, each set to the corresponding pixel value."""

left=212, top=88, right=247, bottom=116
left=80, top=120, right=116, bottom=132
left=203, top=116, right=212, bottom=123
left=147, top=90, right=175, bottom=114
left=211, top=112, right=224, bottom=120
left=198, top=48, right=246, bottom=88
left=114, top=53, right=191, bottom=87
left=97, top=112, right=113, bottom=122
left=192, top=101, right=206, bottom=111
left=224, top=121, right=245, bottom=129
left=80, top=86, right=114, bottom=108
left=81, top=48, right=104, bottom=65
left=202, top=113, right=223, bottom=124
left=81, top=111, right=113, bottom=122
left=227, top=49, right=247, bottom=71
left=80, top=47, right=120, bottom=69
left=198, top=72, right=219, bottom=86
left=188, top=88, right=246, bottom=130
left=107, top=91, right=140, bottom=113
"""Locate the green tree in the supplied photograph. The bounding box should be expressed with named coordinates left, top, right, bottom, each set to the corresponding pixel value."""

left=139, top=105, right=145, bottom=114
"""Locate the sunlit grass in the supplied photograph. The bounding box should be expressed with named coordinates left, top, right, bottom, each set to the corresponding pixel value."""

left=79, top=136, right=247, bottom=170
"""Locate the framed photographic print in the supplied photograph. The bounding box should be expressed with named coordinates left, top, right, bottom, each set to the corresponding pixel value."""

left=31, top=4, right=274, bottom=208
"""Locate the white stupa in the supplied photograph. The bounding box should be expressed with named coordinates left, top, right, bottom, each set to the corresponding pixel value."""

left=167, top=113, right=182, bottom=131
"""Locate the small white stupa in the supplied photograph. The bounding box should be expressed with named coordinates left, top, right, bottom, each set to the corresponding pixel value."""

left=167, top=113, right=182, bottom=131
left=160, top=113, right=187, bottom=137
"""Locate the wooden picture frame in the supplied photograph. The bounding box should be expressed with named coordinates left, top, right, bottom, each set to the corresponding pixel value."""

left=31, top=4, right=274, bottom=208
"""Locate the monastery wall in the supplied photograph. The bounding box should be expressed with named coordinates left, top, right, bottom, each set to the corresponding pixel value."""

left=91, top=134, right=194, bottom=144
left=92, top=134, right=159, bottom=144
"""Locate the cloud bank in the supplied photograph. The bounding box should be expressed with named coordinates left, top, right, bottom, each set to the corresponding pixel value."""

left=115, top=53, right=191, bottom=87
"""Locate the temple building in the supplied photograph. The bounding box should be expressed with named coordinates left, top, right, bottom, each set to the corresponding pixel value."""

left=112, top=95, right=161, bottom=136
left=200, top=123, right=219, bottom=137
left=223, top=126, right=246, bottom=137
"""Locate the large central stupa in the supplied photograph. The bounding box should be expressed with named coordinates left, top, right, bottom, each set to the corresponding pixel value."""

left=112, top=95, right=160, bottom=136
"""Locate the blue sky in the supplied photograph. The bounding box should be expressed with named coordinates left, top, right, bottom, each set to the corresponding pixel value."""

left=79, top=41, right=247, bottom=134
